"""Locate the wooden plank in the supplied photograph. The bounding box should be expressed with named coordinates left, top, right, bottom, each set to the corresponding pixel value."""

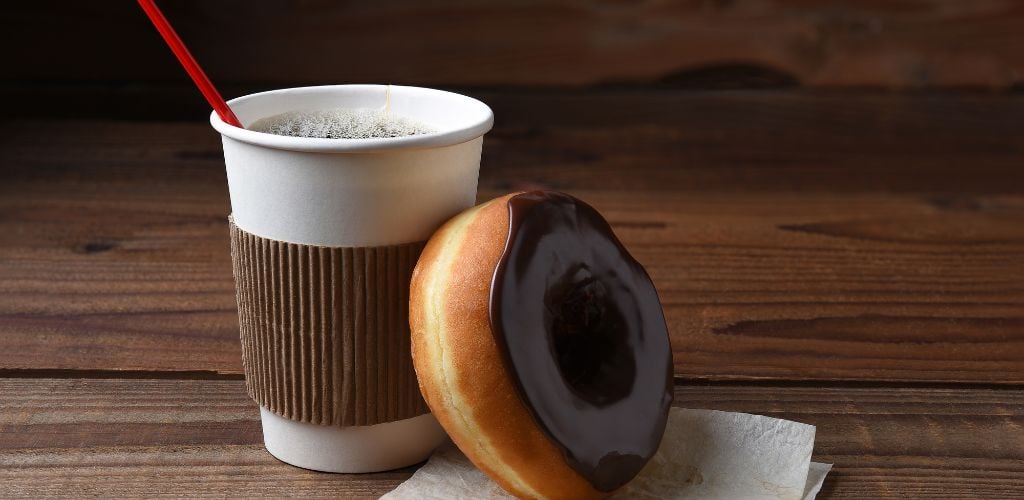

left=1, top=94, right=1022, bottom=382
left=1, top=378, right=1021, bottom=498
left=5, top=1, right=1024, bottom=89
left=8, top=188, right=1018, bottom=383
left=6, top=91, right=1024, bottom=194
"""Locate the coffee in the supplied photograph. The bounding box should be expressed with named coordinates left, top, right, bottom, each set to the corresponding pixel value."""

left=211, top=85, right=492, bottom=474
left=250, top=108, right=434, bottom=139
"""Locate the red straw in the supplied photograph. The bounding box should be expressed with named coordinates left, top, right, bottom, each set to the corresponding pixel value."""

left=137, top=0, right=243, bottom=127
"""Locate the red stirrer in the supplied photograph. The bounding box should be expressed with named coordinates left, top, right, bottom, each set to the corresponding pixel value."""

left=137, top=0, right=243, bottom=127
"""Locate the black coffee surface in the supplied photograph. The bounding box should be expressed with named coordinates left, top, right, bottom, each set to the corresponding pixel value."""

left=249, top=108, right=433, bottom=139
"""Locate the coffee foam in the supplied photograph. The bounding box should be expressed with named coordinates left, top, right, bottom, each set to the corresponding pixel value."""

left=249, top=108, right=434, bottom=139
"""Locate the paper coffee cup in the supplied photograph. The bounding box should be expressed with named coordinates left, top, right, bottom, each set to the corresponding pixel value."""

left=211, top=85, right=493, bottom=473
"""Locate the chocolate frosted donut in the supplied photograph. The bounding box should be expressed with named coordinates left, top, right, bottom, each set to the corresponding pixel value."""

left=492, top=191, right=673, bottom=491
left=410, top=191, right=672, bottom=499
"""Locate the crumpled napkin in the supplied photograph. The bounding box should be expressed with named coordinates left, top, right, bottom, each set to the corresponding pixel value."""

left=382, top=408, right=831, bottom=499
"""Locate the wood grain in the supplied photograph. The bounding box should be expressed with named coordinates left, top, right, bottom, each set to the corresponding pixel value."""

left=1, top=92, right=1022, bottom=382
left=7, top=91, right=1024, bottom=193
left=1, top=378, right=1021, bottom=498
left=5, top=0, right=1024, bottom=89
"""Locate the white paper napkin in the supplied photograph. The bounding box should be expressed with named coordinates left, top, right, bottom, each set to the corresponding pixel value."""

left=382, top=408, right=831, bottom=499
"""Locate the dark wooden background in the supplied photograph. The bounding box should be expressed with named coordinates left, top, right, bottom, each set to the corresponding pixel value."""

left=2, top=1, right=1023, bottom=498
left=5, top=0, right=1024, bottom=119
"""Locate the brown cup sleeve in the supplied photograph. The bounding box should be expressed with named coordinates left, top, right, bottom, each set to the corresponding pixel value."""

left=229, top=218, right=429, bottom=427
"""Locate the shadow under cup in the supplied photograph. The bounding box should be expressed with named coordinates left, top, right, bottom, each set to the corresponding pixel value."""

left=210, top=85, right=493, bottom=473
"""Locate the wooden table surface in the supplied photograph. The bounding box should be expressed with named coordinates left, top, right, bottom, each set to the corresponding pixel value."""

left=1, top=91, right=1023, bottom=498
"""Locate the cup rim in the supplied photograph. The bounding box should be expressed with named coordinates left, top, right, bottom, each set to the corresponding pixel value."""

left=210, top=84, right=494, bottom=153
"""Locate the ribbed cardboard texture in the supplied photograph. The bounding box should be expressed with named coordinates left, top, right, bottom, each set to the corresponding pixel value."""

left=229, top=220, right=429, bottom=427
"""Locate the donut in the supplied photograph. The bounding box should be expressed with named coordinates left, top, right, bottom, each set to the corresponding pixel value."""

left=410, top=191, right=673, bottom=499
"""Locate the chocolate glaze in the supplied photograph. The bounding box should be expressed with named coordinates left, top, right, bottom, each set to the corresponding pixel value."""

left=489, top=191, right=673, bottom=492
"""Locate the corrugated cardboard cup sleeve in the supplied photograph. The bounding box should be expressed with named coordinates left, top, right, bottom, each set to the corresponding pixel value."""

left=229, top=219, right=430, bottom=427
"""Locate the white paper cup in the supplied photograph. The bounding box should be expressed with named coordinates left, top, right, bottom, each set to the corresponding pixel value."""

left=211, top=85, right=493, bottom=472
